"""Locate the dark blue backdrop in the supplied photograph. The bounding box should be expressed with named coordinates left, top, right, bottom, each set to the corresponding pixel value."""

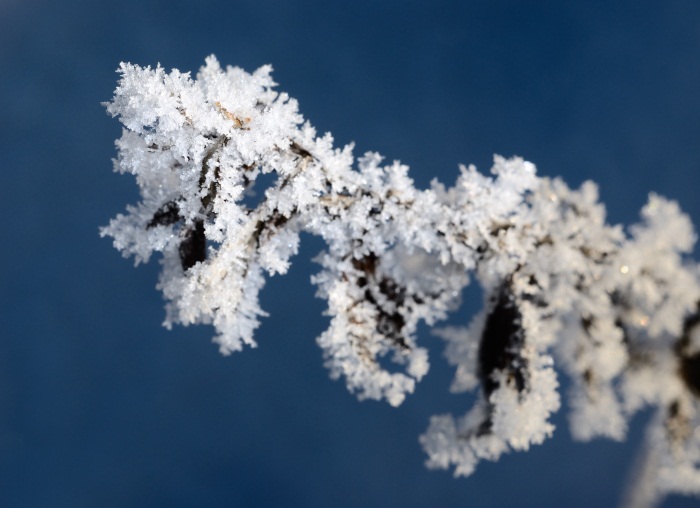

left=2, top=1, right=700, bottom=506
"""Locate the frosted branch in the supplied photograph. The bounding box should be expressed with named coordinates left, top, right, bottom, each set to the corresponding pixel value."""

left=102, top=56, right=700, bottom=503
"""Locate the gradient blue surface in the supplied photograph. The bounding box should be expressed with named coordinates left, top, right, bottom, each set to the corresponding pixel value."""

left=2, top=1, right=700, bottom=506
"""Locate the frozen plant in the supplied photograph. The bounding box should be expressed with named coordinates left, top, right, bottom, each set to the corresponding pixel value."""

left=102, top=56, right=700, bottom=507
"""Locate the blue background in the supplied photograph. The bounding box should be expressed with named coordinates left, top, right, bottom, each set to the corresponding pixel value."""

left=2, top=1, right=700, bottom=506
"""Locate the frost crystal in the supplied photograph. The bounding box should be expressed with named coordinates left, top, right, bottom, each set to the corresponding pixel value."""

left=103, top=57, right=700, bottom=504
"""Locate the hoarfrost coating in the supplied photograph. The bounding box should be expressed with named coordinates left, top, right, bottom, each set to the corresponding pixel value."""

left=102, top=56, right=700, bottom=504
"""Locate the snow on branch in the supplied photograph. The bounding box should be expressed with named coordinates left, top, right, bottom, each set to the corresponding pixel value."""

left=102, top=56, right=700, bottom=504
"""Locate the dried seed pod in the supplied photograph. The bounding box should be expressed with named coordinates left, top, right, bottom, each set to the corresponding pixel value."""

left=677, top=311, right=700, bottom=397
left=478, top=282, right=527, bottom=397
left=147, top=201, right=181, bottom=229
left=179, top=220, right=206, bottom=270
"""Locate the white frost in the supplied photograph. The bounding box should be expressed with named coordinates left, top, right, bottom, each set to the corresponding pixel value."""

left=103, top=56, right=700, bottom=503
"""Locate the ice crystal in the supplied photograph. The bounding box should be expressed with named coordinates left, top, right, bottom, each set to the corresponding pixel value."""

left=103, top=57, right=700, bottom=505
